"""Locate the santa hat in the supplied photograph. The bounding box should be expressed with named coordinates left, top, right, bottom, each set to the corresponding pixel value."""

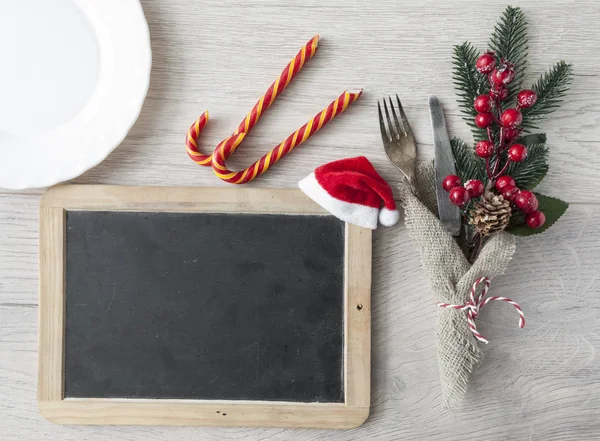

left=299, top=156, right=400, bottom=230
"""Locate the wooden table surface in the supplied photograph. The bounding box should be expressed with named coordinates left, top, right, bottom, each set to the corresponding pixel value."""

left=2, top=0, right=599, bottom=439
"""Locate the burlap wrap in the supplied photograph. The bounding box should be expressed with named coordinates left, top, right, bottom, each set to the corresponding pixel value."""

left=402, top=164, right=516, bottom=408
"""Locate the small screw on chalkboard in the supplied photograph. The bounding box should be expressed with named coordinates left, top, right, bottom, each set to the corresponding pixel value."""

left=356, top=304, right=363, bottom=311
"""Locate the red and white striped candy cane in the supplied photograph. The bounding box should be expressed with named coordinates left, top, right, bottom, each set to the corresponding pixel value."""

left=437, top=276, right=525, bottom=344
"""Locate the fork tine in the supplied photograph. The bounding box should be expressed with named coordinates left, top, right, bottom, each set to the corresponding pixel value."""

left=377, top=101, right=390, bottom=142
left=388, top=96, right=403, bottom=136
left=396, top=94, right=413, bottom=136
left=382, top=98, right=396, bottom=139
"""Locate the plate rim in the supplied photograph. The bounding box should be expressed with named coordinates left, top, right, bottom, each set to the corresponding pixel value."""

left=0, top=0, right=152, bottom=190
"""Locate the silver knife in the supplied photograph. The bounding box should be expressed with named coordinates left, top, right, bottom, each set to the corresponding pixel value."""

left=429, top=96, right=461, bottom=236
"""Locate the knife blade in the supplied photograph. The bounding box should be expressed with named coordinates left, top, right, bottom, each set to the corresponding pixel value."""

left=429, top=96, right=462, bottom=236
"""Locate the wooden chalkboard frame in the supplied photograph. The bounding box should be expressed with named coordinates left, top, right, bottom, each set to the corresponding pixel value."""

left=38, top=185, right=372, bottom=428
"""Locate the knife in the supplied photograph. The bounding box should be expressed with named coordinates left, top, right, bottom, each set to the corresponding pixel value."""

left=429, top=96, right=462, bottom=236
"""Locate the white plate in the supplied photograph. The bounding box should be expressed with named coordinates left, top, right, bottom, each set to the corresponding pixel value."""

left=0, top=0, right=151, bottom=189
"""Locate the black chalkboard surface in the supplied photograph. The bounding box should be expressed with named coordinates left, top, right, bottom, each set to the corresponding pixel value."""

left=38, top=186, right=371, bottom=428
left=64, top=211, right=345, bottom=402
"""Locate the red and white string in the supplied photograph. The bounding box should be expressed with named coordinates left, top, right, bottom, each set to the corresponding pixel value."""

left=437, top=277, right=525, bottom=344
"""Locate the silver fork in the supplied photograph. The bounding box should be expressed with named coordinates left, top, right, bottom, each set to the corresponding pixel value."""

left=378, top=95, right=417, bottom=192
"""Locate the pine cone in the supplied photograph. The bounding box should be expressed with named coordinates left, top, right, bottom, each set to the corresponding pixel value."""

left=469, top=192, right=512, bottom=236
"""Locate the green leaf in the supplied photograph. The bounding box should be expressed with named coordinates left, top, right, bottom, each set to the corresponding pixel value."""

left=452, top=42, right=488, bottom=141
left=506, top=193, right=568, bottom=236
left=508, top=210, right=526, bottom=228
left=518, top=133, right=547, bottom=146
left=489, top=6, right=529, bottom=100
left=505, top=141, right=549, bottom=190
left=451, top=137, right=486, bottom=183
left=521, top=61, right=573, bottom=129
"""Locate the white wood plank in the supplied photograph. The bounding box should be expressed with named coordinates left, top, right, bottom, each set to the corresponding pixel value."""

left=68, top=0, right=600, bottom=202
left=2, top=194, right=600, bottom=439
left=1, top=0, right=600, bottom=438
left=2, top=0, right=599, bottom=202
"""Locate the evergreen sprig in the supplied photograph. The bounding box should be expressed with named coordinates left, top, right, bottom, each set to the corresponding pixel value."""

left=504, top=134, right=549, bottom=190
left=449, top=6, right=572, bottom=248
left=489, top=6, right=528, bottom=99
left=451, top=137, right=486, bottom=183
left=452, top=42, right=488, bottom=140
left=505, top=142, right=549, bottom=190
left=521, top=61, right=574, bottom=129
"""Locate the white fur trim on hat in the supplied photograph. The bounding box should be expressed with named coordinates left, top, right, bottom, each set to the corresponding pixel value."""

left=379, top=207, right=400, bottom=226
left=299, top=172, right=379, bottom=230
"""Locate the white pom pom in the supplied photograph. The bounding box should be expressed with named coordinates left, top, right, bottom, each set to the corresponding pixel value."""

left=379, top=208, right=400, bottom=226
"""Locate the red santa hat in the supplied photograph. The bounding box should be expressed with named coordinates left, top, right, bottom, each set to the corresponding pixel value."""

left=299, top=156, right=400, bottom=230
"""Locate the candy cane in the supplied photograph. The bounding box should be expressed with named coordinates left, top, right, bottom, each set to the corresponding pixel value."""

left=185, top=35, right=362, bottom=184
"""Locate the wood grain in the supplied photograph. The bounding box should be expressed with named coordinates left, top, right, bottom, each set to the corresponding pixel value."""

left=37, top=186, right=371, bottom=428
left=3, top=195, right=600, bottom=439
left=2, top=0, right=600, bottom=438
left=344, top=224, right=372, bottom=409
left=37, top=208, right=65, bottom=403
left=40, top=185, right=328, bottom=214
left=39, top=400, right=367, bottom=429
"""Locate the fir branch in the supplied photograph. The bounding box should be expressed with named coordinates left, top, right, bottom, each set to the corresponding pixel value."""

left=452, top=42, right=488, bottom=140
left=521, top=61, right=574, bottom=129
left=505, top=142, right=549, bottom=190
left=451, top=137, right=486, bottom=183
left=489, top=6, right=528, bottom=98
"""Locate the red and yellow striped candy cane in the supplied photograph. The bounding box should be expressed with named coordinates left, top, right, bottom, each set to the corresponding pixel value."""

left=212, top=89, right=361, bottom=183
left=185, top=35, right=363, bottom=184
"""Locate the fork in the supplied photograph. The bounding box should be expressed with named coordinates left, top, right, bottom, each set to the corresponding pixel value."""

left=378, top=95, right=417, bottom=192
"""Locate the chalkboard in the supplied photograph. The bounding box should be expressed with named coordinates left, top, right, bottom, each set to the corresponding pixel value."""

left=39, top=186, right=371, bottom=428
left=64, top=211, right=345, bottom=402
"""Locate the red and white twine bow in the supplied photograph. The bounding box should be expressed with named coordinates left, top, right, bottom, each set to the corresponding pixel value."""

left=437, top=277, right=525, bottom=344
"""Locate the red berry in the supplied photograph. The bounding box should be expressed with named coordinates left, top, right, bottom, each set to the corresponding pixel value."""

left=442, top=175, right=462, bottom=192
left=475, top=113, right=493, bottom=128
left=501, top=108, right=523, bottom=128
left=464, top=179, right=485, bottom=198
left=526, top=210, right=546, bottom=229
left=474, top=94, right=493, bottom=113
left=502, top=185, right=519, bottom=201
left=490, top=86, right=509, bottom=101
left=475, top=140, right=495, bottom=158
left=476, top=52, right=496, bottom=74
left=489, top=64, right=515, bottom=86
left=508, top=144, right=528, bottom=162
left=514, top=190, right=539, bottom=213
left=449, top=186, right=470, bottom=206
left=503, top=128, right=520, bottom=142
left=517, top=89, right=538, bottom=109
left=495, top=175, right=516, bottom=192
